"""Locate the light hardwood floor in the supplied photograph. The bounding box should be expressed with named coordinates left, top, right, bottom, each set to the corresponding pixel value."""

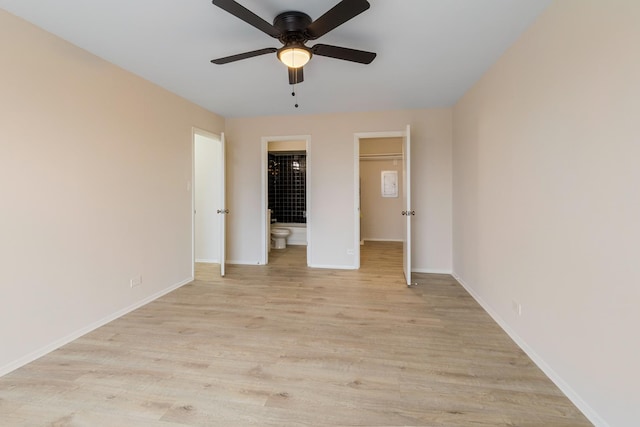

left=0, top=242, right=591, bottom=426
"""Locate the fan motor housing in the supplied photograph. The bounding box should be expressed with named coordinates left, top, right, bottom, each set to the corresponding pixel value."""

left=274, top=11, right=312, bottom=43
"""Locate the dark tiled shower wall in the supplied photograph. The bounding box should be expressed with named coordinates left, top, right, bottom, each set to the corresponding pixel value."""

left=268, top=152, right=306, bottom=223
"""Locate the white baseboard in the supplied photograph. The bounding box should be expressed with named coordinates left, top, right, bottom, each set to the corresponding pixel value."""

left=412, top=268, right=452, bottom=274
left=0, top=277, right=193, bottom=378
left=226, top=259, right=263, bottom=265
left=195, top=258, right=219, bottom=263
left=308, top=264, right=357, bottom=270
left=362, top=238, right=403, bottom=242
left=451, top=272, right=609, bottom=427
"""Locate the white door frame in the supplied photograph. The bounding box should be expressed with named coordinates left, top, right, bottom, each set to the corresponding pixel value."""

left=402, top=125, right=412, bottom=286
left=261, top=134, right=312, bottom=266
left=219, top=132, right=227, bottom=276
left=353, top=130, right=406, bottom=270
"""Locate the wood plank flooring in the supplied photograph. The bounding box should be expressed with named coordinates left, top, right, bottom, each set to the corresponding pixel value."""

left=0, top=242, right=591, bottom=426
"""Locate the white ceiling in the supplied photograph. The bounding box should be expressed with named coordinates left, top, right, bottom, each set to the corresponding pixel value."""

left=0, top=0, right=551, bottom=118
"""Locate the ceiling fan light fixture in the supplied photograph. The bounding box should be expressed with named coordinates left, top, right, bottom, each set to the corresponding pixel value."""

left=210, top=0, right=376, bottom=84
left=278, top=46, right=311, bottom=68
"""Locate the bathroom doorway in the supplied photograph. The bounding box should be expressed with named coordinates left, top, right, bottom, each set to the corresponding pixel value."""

left=261, top=135, right=311, bottom=266
left=193, top=129, right=227, bottom=277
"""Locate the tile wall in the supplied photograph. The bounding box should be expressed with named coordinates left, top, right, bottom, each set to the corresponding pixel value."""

left=268, top=151, right=306, bottom=223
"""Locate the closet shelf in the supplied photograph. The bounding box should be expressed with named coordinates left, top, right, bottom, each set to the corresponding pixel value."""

left=359, top=153, right=402, bottom=160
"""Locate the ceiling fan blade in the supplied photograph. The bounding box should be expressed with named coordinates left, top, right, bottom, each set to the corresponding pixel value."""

left=305, top=0, right=370, bottom=40
left=212, top=0, right=281, bottom=38
left=288, top=67, right=304, bottom=85
left=211, top=47, right=277, bottom=64
left=312, top=44, right=376, bottom=64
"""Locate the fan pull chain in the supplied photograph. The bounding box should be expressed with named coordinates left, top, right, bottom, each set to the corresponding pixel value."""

left=291, top=85, right=299, bottom=108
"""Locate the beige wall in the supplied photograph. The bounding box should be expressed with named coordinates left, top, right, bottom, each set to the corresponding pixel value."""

left=268, top=140, right=306, bottom=151
left=360, top=137, right=402, bottom=155
left=452, top=1, right=640, bottom=425
left=0, top=11, right=224, bottom=374
left=225, top=109, right=452, bottom=272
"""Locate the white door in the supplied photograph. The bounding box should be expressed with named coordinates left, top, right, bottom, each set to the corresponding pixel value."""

left=402, top=125, right=413, bottom=286
left=194, top=130, right=226, bottom=277
left=218, top=133, right=227, bottom=277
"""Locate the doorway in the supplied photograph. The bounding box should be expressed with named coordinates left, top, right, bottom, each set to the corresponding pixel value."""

left=261, top=135, right=311, bottom=266
left=354, top=127, right=412, bottom=285
left=359, top=137, right=403, bottom=244
left=193, top=129, right=226, bottom=277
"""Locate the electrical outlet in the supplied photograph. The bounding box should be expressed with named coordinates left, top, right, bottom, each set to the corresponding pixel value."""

left=130, top=275, right=142, bottom=288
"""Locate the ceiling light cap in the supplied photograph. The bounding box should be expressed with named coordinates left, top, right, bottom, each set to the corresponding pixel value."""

left=278, top=45, right=311, bottom=68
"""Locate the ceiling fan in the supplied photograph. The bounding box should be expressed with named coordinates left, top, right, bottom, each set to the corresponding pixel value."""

left=210, top=0, right=377, bottom=85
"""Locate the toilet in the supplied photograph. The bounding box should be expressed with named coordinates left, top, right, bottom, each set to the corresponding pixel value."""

left=271, top=228, right=291, bottom=249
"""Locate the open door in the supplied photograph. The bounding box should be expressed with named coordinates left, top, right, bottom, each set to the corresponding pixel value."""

left=402, top=125, right=413, bottom=286
left=194, top=130, right=226, bottom=278
left=218, top=133, right=227, bottom=276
